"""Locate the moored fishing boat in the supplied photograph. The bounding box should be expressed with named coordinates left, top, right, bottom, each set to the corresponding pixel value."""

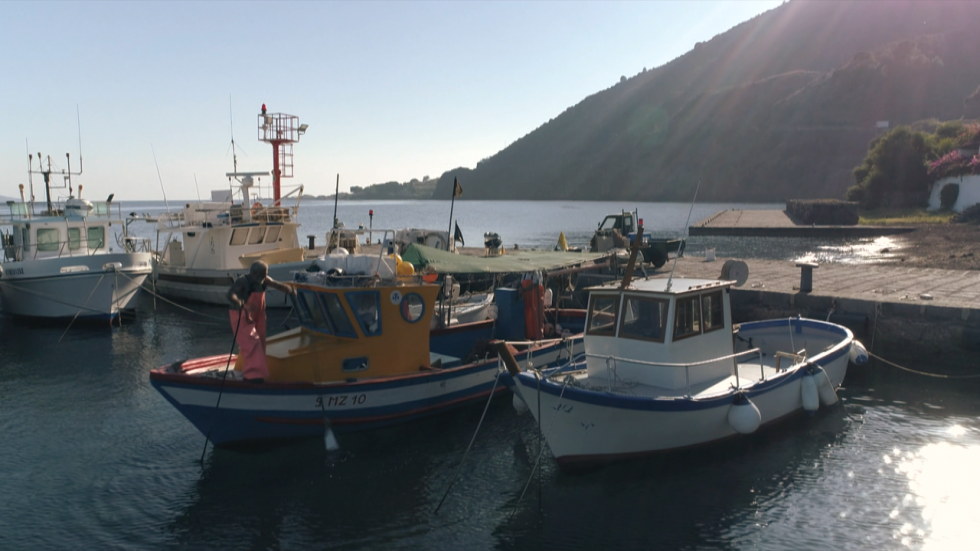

left=1, top=167, right=152, bottom=320
left=506, top=235, right=869, bottom=468
left=150, top=277, right=584, bottom=446
left=152, top=107, right=316, bottom=308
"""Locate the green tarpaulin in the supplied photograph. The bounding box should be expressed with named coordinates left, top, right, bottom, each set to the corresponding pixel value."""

left=401, top=243, right=610, bottom=274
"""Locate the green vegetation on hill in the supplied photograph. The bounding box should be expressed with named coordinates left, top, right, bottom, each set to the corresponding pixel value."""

left=425, top=1, right=980, bottom=202
left=847, top=121, right=980, bottom=208
left=345, top=177, right=437, bottom=200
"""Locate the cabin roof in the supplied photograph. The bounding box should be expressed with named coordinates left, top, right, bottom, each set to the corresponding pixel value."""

left=589, top=276, right=733, bottom=295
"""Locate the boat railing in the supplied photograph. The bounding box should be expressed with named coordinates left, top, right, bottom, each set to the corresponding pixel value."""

left=585, top=348, right=762, bottom=397
left=2, top=200, right=124, bottom=222
left=1, top=235, right=109, bottom=262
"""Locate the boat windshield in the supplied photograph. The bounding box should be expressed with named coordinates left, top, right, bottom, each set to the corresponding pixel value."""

left=619, top=295, right=668, bottom=342
left=346, top=291, right=382, bottom=336
left=586, top=295, right=619, bottom=336
left=673, top=290, right=725, bottom=341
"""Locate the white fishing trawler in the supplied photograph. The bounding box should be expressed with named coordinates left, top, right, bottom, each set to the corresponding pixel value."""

left=0, top=152, right=152, bottom=320
left=152, top=106, right=315, bottom=307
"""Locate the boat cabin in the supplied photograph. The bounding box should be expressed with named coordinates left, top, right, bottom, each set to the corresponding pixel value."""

left=583, top=277, right=734, bottom=389
left=2, top=198, right=114, bottom=262
left=240, top=283, right=441, bottom=382
left=155, top=182, right=304, bottom=270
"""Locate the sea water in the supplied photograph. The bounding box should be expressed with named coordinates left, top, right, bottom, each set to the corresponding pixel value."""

left=1, top=201, right=977, bottom=550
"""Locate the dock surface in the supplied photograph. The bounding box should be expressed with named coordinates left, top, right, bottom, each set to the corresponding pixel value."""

left=690, top=209, right=914, bottom=237
left=658, top=257, right=980, bottom=312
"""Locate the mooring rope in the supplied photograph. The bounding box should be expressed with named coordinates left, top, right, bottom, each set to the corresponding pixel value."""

left=867, top=350, right=980, bottom=379
left=59, top=273, right=107, bottom=342
left=114, top=270, right=228, bottom=322
left=510, top=373, right=570, bottom=519
left=434, top=369, right=503, bottom=514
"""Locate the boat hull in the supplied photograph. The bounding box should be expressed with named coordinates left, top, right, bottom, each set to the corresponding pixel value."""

left=0, top=253, right=152, bottom=319
left=151, top=339, right=582, bottom=446
left=513, top=318, right=852, bottom=466
left=154, top=261, right=309, bottom=308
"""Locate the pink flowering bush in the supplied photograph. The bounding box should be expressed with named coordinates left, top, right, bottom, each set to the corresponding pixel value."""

left=929, top=150, right=980, bottom=180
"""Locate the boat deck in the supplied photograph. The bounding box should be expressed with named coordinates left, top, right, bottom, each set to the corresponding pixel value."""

left=555, top=355, right=791, bottom=400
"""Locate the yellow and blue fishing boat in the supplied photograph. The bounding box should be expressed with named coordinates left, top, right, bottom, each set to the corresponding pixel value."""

left=150, top=279, right=583, bottom=446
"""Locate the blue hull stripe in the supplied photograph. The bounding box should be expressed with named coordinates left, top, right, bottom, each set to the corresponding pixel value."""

left=517, top=328, right=849, bottom=411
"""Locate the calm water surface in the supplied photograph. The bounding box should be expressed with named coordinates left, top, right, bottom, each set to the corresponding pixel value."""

left=1, top=201, right=977, bottom=550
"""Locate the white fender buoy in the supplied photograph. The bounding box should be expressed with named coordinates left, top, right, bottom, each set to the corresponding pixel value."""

left=812, top=365, right=839, bottom=406
left=801, top=373, right=819, bottom=416
left=727, top=394, right=761, bottom=434
left=512, top=393, right=528, bottom=415
left=849, top=341, right=869, bottom=365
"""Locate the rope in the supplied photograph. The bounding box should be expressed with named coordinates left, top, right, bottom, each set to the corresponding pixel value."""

left=59, top=273, right=107, bottom=342
left=114, top=270, right=228, bottom=322
left=867, top=351, right=980, bottom=379
left=434, top=370, right=503, bottom=514
left=200, top=313, right=243, bottom=464
left=0, top=278, right=111, bottom=315
left=510, top=374, right=570, bottom=518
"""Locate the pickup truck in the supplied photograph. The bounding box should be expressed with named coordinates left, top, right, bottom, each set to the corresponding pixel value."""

left=589, top=210, right=684, bottom=268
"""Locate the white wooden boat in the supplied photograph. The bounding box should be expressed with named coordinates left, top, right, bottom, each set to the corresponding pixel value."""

left=1, top=191, right=152, bottom=320
left=508, top=273, right=868, bottom=468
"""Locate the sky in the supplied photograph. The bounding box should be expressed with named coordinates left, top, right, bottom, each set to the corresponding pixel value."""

left=1, top=1, right=781, bottom=202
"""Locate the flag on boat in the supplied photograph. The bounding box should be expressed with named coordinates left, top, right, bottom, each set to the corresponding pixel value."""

left=453, top=177, right=463, bottom=198
left=454, top=221, right=465, bottom=247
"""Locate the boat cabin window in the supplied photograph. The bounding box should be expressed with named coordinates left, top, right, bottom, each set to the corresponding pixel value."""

left=22, top=227, right=29, bottom=253
left=619, top=295, right=669, bottom=343
left=296, top=290, right=332, bottom=334
left=587, top=295, right=620, bottom=337
left=68, top=228, right=82, bottom=251
left=700, top=290, right=725, bottom=333
left=673, top=295, right=702, bottom=341
left=265, top=226, right=281, bottom=243
left=346, top=291, right=382, bottom=336
left=230, top=228, right=249, bottom=246
left=400, top=292, right=425, bottom=323
left=673, top=290, right=725, bottom=341
left=87, top=227, right=105, bottom=250
left=37, top=228, right=60, bottom=252
left=319, top=293, right=357, bottom=338
left=247, top=227, right=265, bottom=245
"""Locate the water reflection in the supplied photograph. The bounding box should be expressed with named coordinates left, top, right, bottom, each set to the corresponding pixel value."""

left=898, top=440, right=980, bottom=550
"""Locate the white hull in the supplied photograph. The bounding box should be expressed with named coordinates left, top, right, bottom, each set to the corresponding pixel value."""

left=513, top=318, right=852, bottom=465
left=0, top=252, right=153, bottom=319
left=154, top=261, right=312, bottom=308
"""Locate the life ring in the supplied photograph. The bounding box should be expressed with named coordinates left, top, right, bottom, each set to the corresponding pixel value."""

left=251, top=202, right=263, bottom=215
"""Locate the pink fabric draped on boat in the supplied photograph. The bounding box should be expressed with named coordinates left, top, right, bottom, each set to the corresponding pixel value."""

left=230, top=291, right=268, bottom=380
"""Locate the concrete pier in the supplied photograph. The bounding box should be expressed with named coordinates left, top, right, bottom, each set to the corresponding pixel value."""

left=645, top=257, right=980, bottom=371
left=690, top=210, right=915, bottom=237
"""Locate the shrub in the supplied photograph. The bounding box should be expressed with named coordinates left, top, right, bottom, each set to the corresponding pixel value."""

left=952, top=203, right=980, bottom=224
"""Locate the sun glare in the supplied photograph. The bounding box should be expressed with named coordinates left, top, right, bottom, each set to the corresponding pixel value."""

left=898, top=442, right=980, bottom=550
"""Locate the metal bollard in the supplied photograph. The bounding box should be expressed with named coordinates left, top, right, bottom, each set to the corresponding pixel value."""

left=796, top=262, right=818, bottom=293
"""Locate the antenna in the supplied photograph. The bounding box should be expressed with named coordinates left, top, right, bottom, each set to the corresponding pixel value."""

left=76, top=105, right=84, bottom=176
left=26, top=139, right=35, bottom=207
left=665, top=179, right=701, bottom=293
left=229, top=95, right=238, bottom=174
left=151, top=145, right=172, bottom=216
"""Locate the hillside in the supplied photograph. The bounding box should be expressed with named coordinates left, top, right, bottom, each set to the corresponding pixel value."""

left=427, top=0, right=980, bottom=202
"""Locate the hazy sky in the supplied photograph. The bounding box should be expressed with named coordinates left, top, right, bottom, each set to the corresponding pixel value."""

left=1, top=1, right=780, bottom=202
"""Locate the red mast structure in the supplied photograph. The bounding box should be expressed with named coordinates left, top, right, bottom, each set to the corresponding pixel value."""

left=258, top=104, right=307, bottom=204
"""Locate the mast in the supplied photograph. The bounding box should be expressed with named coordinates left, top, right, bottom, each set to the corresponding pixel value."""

left=257, top=104, right=307, bottom=205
